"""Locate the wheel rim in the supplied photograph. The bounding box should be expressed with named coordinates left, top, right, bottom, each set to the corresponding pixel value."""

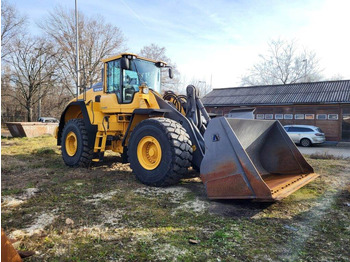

left=65, top=131, right=78, bottom=156
left=302, top=139, right=310, bottom=147
left=137, top=136, right=162, bottom=170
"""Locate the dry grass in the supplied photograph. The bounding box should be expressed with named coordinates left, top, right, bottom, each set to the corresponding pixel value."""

left=309, top=151, right=349, bottom=160
left=1, top=136, right=350, bottom=261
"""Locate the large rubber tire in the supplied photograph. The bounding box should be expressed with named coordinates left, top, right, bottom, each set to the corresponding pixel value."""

left=128, top=118, right=193, bottom=187
left=300, top=138, right=312, bottom=147
left=61, top=119, right=93, bottom=167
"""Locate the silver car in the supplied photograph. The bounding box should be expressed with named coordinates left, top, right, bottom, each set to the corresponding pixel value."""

left=284, top=125, right=326, bottom=147
left=38, top=117, right=59, bottom=123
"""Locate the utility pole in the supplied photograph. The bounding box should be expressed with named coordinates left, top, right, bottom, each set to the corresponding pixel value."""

left=75, top=0, right=80, bottom=98
left=38, top=54, right=42, bottom=119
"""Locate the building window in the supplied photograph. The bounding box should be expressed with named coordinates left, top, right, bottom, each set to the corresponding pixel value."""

left=275, top=114, right=283, bottom=119
left=328, top=114, right=338, bottom=120
left=305, top=114, right=315, bottom=120
left=256, top=114, right=264, bottom=119
left=284, top=114, right=293, bottom=120
left=316, top=114, right=327, bottom=120
left=265, top=114, right=273, bottom=120
left=295, top=114, right=305, bottom=120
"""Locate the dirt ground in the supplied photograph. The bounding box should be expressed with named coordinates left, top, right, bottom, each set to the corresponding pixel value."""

left=1, top=136, right=350, bottom=261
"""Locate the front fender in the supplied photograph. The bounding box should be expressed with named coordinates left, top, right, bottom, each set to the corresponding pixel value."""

left=57, top=101, right=97, bottom=148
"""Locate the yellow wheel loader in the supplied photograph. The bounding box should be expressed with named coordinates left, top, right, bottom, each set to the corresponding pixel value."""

left=56, top=53, right=318, bottom=201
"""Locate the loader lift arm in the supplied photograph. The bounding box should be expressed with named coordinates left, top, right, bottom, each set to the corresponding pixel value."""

left=156, top=89, right=206, bottom=170
left=185, top=85, right=210, bottom=135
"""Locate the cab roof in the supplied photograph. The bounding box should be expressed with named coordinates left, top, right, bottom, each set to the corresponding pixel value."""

left=101, top=52, right=167, bottom=65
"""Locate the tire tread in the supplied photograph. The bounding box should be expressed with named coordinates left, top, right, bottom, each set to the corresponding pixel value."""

left=61, top=119, right=93, bottom=167
left=128, top=117, right=193, bottom=186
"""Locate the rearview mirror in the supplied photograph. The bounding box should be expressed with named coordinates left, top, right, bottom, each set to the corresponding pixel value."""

left=169, top=68, right=174, bottom=79
left=121, top=57, right=130, bottom=70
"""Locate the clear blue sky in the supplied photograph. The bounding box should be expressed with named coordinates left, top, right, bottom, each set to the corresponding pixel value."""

left=9, top=0, right=350, bottom=89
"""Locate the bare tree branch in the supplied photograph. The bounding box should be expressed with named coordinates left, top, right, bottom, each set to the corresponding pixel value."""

left=241, top=38, right=323, bottom=86
left=6, top=37, right=58, bottom=121
left=1, top=0, right=27, bottom=60
left=139, top=43, right=182, bottom=93
left=38, top=6, right=126, bottom=95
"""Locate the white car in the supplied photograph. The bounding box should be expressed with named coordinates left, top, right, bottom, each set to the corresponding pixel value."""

left=284, top=125, right=326, bottom=147
left=38, top=117, right=59, bottom=123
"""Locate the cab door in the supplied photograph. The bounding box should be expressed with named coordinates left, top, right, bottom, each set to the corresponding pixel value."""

left=100, top=60, right=122, bottom=113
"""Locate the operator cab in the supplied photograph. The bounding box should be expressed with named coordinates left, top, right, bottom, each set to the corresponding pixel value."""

left=102, top=53, right=172, bottom=104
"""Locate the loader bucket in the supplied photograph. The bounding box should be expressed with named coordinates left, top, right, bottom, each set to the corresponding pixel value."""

left=200, top=117, right=319, bottom=201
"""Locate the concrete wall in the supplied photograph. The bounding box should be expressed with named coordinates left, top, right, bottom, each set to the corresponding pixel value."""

left=6, top=122, right=58, bottom=138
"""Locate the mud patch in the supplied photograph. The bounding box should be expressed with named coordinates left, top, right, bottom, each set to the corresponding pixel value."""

left=279, top=168, right=350, bottom=261
left=84, top=190, right=120, bottom=205
left=174, top=198, right=209, bottom=214
left=1, top=188, right=40, bottom=208
left=134, top=186, right=190, bottom=203
left=1, top=196, right=25, bottom=208
left=152, top=243, right=187, bottom=261
left=100, top=209, right=125, bottom=226
left=209, top=200, right=271, bottom=218
left=10, top=211, right=57, bottom=238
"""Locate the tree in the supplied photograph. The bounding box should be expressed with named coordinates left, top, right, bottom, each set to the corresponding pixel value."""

left=4, top=37, right=58, bottom=121
left=39, top=6, right=125, bottom=96
left=139, top=43, right=181, bottom=93
left=188, top=78, right=212, bottom=97
left=1, top=0, right=27, bottom=60
left=1, top=64, right=26, bottom=122
left=241, top=38, right=322, bottom=86
left=1, top=1, right=28, bottom=122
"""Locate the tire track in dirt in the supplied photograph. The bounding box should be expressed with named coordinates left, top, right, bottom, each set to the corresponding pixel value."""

left=279, top=165, right=350, bottom=261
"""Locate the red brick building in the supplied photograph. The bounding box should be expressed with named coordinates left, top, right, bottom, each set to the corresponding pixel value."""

left=203, top=80, right=350, bottom=141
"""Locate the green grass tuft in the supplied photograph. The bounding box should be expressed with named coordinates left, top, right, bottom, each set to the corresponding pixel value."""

left=33, top=147, right=57, bottom=156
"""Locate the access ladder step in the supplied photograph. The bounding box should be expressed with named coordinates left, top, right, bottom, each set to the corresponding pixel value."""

left=94, top=133, right=107, bottom=152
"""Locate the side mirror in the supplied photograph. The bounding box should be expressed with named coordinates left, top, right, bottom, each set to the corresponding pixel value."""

left=121, top=57, right=130, bottom=70
left=169, top=68, right=174, bottom=79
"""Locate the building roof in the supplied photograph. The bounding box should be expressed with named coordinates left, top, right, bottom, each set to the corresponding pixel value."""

left=202, top=80, right=350, bottom=106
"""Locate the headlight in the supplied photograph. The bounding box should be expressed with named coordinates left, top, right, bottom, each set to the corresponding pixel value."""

left=143, top=87, right=149, bottom=94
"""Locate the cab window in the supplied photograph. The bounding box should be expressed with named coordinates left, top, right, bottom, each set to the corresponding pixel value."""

left=106, top=60, right=121, bottom=99
left=122, top=69, right=139, bottom=103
